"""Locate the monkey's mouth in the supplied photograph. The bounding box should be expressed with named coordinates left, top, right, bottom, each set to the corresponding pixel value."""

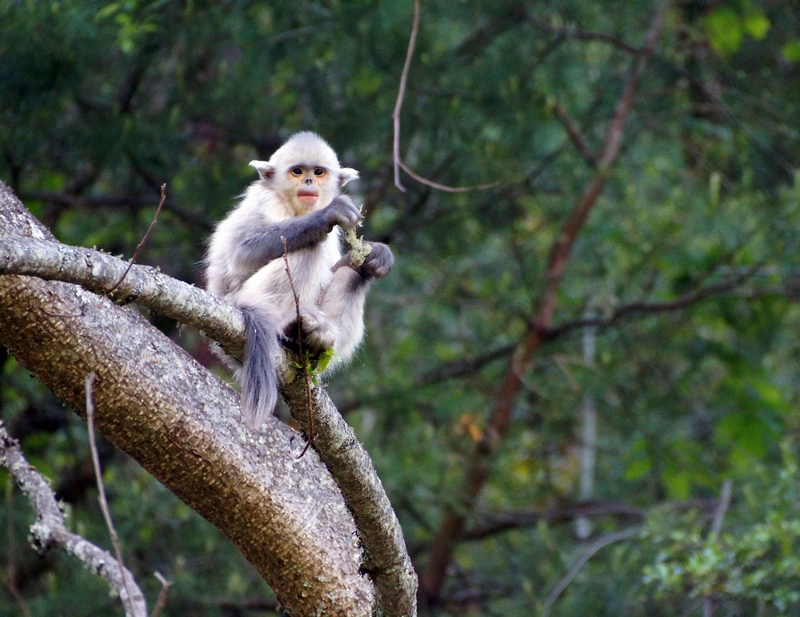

left=297, top=191, right=319, bottom=206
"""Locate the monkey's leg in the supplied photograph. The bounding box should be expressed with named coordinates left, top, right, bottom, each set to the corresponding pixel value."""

left=319, top=267, right=368, bottom=362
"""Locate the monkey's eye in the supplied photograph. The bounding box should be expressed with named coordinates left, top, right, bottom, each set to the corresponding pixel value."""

left=314, top=168, right=325, bottom=176
left=291, top=167, right=304, bottom=176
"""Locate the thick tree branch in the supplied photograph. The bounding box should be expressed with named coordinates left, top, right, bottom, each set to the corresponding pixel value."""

left=419, top=1, right=670, bottom=602
left=0, top=234, right=245, bottom=360
left=282, top=379, right=418, bottom=617
left=0, top=212, right=418, bottom=617
left=0, top=182, right=380, bottom=615
left=0, top=422, right=148, bottom=617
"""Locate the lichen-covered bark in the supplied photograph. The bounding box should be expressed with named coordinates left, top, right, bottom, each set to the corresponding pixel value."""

left=0, top=182, right=374, bottom=616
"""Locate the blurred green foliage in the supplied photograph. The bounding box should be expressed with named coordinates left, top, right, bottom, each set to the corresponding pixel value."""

left=1, top=0, right=800, bottom=615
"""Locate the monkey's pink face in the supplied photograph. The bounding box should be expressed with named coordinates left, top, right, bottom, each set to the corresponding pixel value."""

left=287, top=165, right=333, bottom=210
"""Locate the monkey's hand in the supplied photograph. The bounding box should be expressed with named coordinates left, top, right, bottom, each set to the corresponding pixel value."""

left=321, top=195, right=362, bottom=230
left=358, top=242, right=394, bottom=280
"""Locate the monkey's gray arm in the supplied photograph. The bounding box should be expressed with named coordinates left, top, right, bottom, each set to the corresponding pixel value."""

left=235, top=197, right=362, bottom=270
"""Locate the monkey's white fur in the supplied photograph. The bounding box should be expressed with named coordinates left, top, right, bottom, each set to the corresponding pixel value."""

left=205, top=132, right=375, bottom=427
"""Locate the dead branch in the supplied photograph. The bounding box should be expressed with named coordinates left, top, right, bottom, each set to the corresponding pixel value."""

left=85, top=373, right=134, bottom=614
left=0, top=421, right=148, bottom=617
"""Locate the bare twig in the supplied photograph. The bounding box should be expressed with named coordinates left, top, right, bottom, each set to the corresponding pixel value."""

left=392, top=0, right=497, bottom=193
left=281, top=236, right=314, bottom=458
left=392, top=0, right=420, bottom=192
left=3, top=585, right=31, bottom=617
left=709, top=480, right=733, bottom=539
left=703, top=480, right=732, bottom=617
left=551, top=101, right=598, bottom=167
left=397, top=160, right=498, bottom=193
left=85, top=372, right=134, bottom=615
left=108, top=183, right=167, bottom=296
left=150, top=571, right=173, bottom=617
left=542, top=527, right=641, bottom=617
left=526, top=15, right=643, bottom=55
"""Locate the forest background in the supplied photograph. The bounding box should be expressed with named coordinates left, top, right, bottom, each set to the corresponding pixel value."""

left=2, top=0, right=800, bottom=615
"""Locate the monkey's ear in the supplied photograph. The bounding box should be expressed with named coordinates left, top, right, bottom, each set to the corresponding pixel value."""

left=249, top=160, right=276, bottom=181
left=339, top=167, right=359, bottom=187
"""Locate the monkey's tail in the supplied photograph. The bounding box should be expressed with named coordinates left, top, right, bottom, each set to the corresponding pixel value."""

left=239, top=305, right=282, bottom=429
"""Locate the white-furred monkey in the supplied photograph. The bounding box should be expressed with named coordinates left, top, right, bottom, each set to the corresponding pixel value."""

left=205, top=132, right=393, bottom=428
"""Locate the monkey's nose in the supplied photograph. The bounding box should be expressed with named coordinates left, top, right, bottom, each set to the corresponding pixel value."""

left=304, top=177, right=314, bottom=185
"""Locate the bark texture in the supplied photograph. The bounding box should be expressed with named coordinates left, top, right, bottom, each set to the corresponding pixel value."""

left=0, top=182, right=375, bottom=616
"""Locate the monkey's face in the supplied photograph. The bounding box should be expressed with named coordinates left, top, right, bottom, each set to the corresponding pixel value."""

left=281, top=165, right=339, bottom=213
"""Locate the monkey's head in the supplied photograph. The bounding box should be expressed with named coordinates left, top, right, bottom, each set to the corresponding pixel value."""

left=249, top=132, right=358, bottom=215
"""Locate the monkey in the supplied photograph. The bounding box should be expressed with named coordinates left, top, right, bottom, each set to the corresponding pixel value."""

left=205, top=132, right=394, bottom=428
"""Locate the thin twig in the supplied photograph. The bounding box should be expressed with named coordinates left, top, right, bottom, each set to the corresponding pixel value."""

left=545, top=266, right=763, bottom=342
left=150, top=571, right=173, bottom=617
left=551, top=101, right=598, bottom=167
left=85, top=372, right=133, bottom=615
left=526, top=15, right=643, bottom=55
left=398, top=160, right=498, bottom=193
left=709, top=480, right=733, bottom=538
left=2, top=579, right=32, bottom=617
left=108, top=183, right=167, bottom=296
left=542, top=527, right=640, bottom=617
left=5, top=474, right=32, bottom=617
left=392, top=0, right=420, bottom=192
left=703, top=480, right=733, bottom=611
left=392, top=0, right=497, bottom=193
left=281, top=237, right=314, bottom=458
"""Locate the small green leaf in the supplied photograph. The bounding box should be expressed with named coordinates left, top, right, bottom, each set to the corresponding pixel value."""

left=742, top=13, right=770, bottom=40
left=706, top=8, right=743, bottom=55
left=782, top=40, right=800, bottom=62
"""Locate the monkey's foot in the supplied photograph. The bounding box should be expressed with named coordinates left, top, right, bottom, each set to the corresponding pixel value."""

left=284, top=310, right=335, bottom=355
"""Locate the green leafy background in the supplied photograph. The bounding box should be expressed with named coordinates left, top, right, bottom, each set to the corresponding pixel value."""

left=2, top=1, right=800, bottom=615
